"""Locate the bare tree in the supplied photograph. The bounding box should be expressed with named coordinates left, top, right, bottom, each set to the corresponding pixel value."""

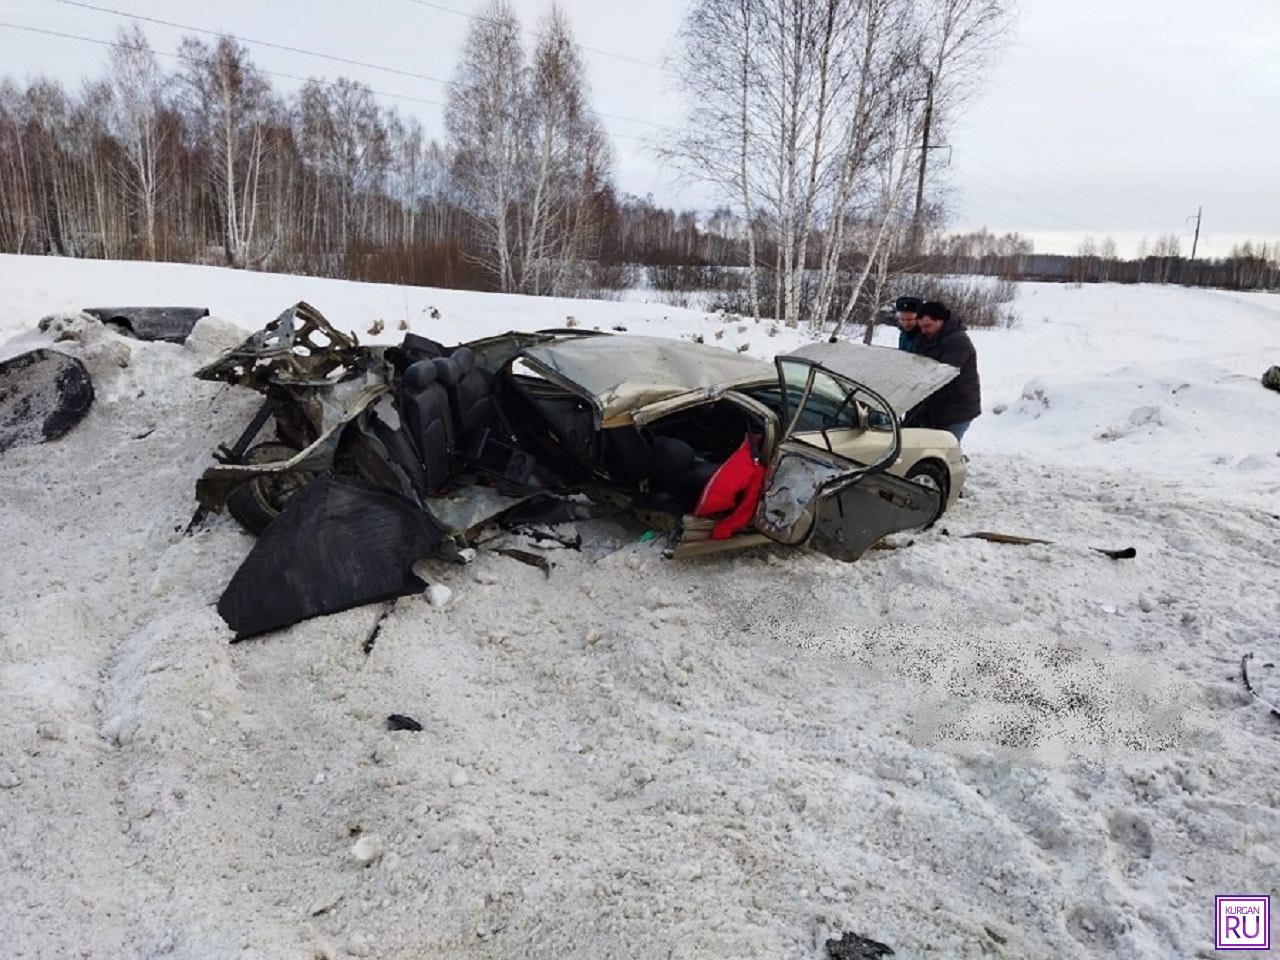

left=298, top=78, right=389, bottom=255
left=671, top=0, right=1011, bottom=329
left=522, top=5, right=611, bottom=295
left=447, top=0, right=529, bottom=292
left=108, top=24, right=169, bottom=259
left=179, top=37, right=270, bottom=266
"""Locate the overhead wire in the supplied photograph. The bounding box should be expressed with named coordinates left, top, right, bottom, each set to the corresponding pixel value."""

left=0, top=21, right=448, bottom=110
left=44, top=0, right=675, bottom=134
left=23, top=1, right=1175, bottom=229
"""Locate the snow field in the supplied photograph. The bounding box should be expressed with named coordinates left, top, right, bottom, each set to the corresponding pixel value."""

left=0, top=255, right=1278, bottom=959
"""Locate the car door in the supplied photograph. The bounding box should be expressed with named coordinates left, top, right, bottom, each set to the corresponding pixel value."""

left=753, top=357, right=939, bottom=559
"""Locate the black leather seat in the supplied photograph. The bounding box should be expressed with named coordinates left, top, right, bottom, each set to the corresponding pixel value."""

left=652, top=436, right=719, bottom=512
left=432, top=346, right=535, bottom=485
left=433, top=346, right=497, bottom=443
left=399, top=359, right=453, bottom=493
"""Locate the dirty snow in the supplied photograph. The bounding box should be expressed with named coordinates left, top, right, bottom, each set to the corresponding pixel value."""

left=1, top=254, right=1279, bottom=959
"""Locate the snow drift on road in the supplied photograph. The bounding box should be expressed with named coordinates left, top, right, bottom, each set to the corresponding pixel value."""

left=1, top=255, right=1278, bottom=959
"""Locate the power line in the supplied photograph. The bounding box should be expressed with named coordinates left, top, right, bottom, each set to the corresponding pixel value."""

left=0, top=21, right=446, bottom=109
left=403, top=0, right=662, bottom=70
left=49, top=0, right=458, bottom=85
left=951, top=148, right=1125, bottom=224
left=954, top=166, right=1100, bottom=233
left=45, top=0, right=675, bottom=132
left=0, top=19, right=658, bottom=143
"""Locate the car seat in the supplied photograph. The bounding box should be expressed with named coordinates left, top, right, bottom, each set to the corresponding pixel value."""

left=433, top=346, right=534, bottom=486
left=399, top=359, right=453, bottom=493
left=433, top=346, right=498, bottom=443
left=652, top=436, right=720, bottom=511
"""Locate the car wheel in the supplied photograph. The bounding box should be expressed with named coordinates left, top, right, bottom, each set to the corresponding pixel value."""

left=905, top=460, right=949, bottom=528
left=225, top=442, right=311, bottom=535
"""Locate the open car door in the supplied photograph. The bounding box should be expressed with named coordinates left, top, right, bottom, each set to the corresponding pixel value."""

left=753, top=356, right=939, bottom=560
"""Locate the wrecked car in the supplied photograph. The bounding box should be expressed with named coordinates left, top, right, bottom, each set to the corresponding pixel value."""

left=195, top=302, right=966, bottom=638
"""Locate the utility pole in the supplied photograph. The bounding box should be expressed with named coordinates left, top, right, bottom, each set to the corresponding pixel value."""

left=910, top=68, right=935, bottom=254
left=1189, top=206, right=1202, bottom=260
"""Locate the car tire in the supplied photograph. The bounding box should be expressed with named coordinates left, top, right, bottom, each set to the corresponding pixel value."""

left=225, top=442, right=308, bottom=535
left=226, top=476, right=280, bottom=535
left=905, top=460, right=949, bottom=528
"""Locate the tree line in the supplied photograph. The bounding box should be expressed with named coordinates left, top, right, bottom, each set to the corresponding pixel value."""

left=916, top=230, right=1280, bottom=291
left=0, top=11, right=701, bottom=295
left=0, top=0, right=1016, bottom=323
left=5, top=0, right=1272, bottom=325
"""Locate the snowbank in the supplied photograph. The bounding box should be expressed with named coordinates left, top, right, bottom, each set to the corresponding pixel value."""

left=1, top=255, right=1278, bottom=959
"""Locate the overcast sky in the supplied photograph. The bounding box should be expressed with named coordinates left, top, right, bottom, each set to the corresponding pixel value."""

left=3, top=0, right=1278, bottom=256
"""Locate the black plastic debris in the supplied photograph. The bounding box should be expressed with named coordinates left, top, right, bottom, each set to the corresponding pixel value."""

left=0, top=349, right=94, bottom=453
left=499, top=496, right=619, bottom=528
left=219, top=477, right=443, bottom=640
left=826, top=931, right=895, bottom=960
left=1241, top=653, right=1280, bottom=720
left=495, top=547, right=553, bottom=577
left=1094, top=546, right=1137, bottom=560
left=386, top=714, right=423, bottom=732
left=81, top=306, right=209, bottom=343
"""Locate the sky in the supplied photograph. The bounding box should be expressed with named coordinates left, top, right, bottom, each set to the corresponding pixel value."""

left=2, top=0, right=1278, bottom=257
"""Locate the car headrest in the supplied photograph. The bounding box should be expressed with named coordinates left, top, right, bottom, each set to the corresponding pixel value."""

left=432, top=355, right=462, bottom=387
left=652, top=436, right=696, bottom=474
left=452, top=346, right=476, bottom=377
left=402, top=359, right=438, bottom=391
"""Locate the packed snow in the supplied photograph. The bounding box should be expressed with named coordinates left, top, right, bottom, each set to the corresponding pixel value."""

left=1, top=254, right=1278, bottom=959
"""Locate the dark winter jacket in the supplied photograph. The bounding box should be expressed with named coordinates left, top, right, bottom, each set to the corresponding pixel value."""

left=897, top=328, right=919, bottom=352
left=914, top=316, right=982, bottom=428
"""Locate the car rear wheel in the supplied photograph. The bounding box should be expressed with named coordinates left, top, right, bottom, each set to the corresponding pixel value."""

left=225, top=442, right=311, bottom=535
left=904, top=460, right=949, bottom=528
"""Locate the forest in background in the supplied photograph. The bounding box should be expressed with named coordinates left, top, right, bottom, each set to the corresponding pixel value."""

left=2, top=0, right=1277, bottom=335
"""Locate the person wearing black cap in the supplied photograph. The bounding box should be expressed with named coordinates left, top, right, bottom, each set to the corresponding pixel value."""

left=894, top=295, right=924, bottom=352
left=913, top=300, right=981, bottom=442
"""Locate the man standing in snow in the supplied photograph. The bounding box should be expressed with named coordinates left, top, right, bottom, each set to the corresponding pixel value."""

left=913, top=301, right=982, bottom=442
left=895, top=295, right=924, bottom=352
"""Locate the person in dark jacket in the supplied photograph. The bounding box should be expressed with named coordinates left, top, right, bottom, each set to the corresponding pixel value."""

left=913, top=301, right=981, bottom=442
left=894, top=295, right=924, bottom=352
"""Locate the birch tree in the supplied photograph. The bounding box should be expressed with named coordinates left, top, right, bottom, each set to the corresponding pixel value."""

left=671, top=0, right=1010, bottom=329
left=446, top=0, right=528, bottom=292
left=179, top=37, right=270, bottom=266
left=108, top=24, right=168, bottom=259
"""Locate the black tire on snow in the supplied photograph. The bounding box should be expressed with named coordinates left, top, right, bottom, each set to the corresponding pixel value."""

left=905, top=459, right=950, bottom=528
left=226, top=477, right=280, bottom=535
left=225, top=442, right=307, bottom=535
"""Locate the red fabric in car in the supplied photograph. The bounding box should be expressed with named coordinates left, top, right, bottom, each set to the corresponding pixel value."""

left=693, top=436, right=767, bottom=540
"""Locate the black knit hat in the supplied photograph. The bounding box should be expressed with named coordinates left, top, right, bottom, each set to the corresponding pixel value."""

left=918, top=300, right=951, bottom=322
left=894, top=295, right=923, bottom=313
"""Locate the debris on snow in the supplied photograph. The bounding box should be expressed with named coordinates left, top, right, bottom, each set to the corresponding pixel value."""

left=825, top=930, right=895, bottom=959
left=0, top=349, right=94, bottom=452
left=350, top=834, right=385, bottom=867
left=1241, top=654, right=1280, bottom=719
left=426, top=584, right=453, bottom=608
left=386, top=714, right=423, bottom=732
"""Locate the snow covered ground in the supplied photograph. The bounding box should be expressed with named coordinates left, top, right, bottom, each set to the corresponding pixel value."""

left=1, top=254, right=1278, bottom=960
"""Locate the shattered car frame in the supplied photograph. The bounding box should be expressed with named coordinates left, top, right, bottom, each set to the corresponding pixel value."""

left=196, top=303, right=956, bottom=638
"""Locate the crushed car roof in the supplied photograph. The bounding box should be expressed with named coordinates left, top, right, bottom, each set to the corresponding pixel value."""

left=782, top=341, right=960, bottom=417
left=522, top=335, right=774, bottom=423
